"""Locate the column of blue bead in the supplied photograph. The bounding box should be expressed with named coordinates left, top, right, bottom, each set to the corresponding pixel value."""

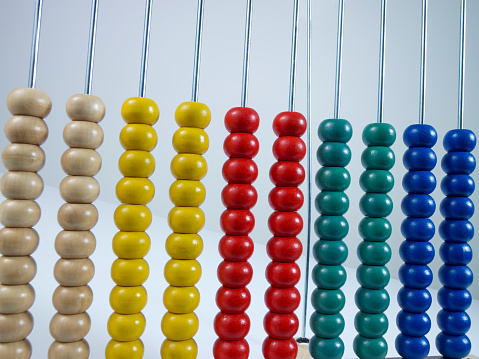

left=395, top=124, right=437, bottom=359
left=436, top=129, right=475, bottom=359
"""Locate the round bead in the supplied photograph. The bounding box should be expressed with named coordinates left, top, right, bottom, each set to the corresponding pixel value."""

left=315, top=191, right=349, bottom=216
left=173, top=127, right=209, bottom=155
left=166, top=233, right=203, bottom=260
left=175, top=102, right=210, bottom=128
left=397, top=288, right=432, bottom=313
left=269, top=161, right=305, bottom=186
left=442, top=152, right=476, bottom=175
left=121, top=97, right=159, bottom=125
left=440, top=197, right=474, bottom=220
left=438, top=265, right=473, bottom=289
left=395, top=334, right=429, bottom=359
left=222, top=184, right=257, bottom=210
left=266, top=237, right=302, bottom=262
left=109, top=285, right=147, bottom=314
left=170, top=154, right=206, bottom=180
left=440, top=242, right=472, bottom=265
left=264, top=287, right=300, bottom=313
left=357, top=242, right=391, bottom=266
left=50, top=312, right=91, bottom=342
left=224, top=133, right=259, bottom=158
left=53, top=285, right=92, bottom=314
left=216, top=286, right=251, bottom=313
left=401, top=194, right=435, bottom=218
left=161, top=312, right=199, bottom=341
left=436, top=333, right=471, bottom=359
left=222, top=158, right=258, bottom=183
left=441, top=174, right=475, bottom=197
left=0, top=256, right=36, bottom=284
left=262, top=337, right=297, bottom=359
left=312, top=264, right=346, bottom=289
left=437, top=288, right=472, bottom=312
left=398, top=264, right=433, bottom=289
left=355, top=288, right=390, bottom=314
left=214, top=312, right=250, bottom=340
left=311, top=288, right=345, bottom=314
left=219, top=235, right=253, bottom=261
left=105, top=339, right=144, bottom=359
left=396, top=311, right=431, bottom=337
left=315, top=216, right=349, bottom=241
left=444, top=129, right=476, bottom=152
left=317, top=142, right=351, bottom=167
left=162, top=339, right=197, bottom=359
left=2, top=144, right=45, bottom=172
left=116, top=177, right=154, bottom=205
left=359, top=193, right=393, bottom=218
left=54, top=258, right=94, bottom=286
left=313, top=240, right=348, bottom=266
left=354, top=312, right=388, bottom=338
left=120, top=124, right=157, bottom=151
left=4, top=115, right=48, bottom=145
left=220, top=209, right=254, bottom=235
left=361, top=147, right=395, bottom=170
left=399, top=241, right=435, bottom=265
left=403, top=124, right=437, bottom=148
left=217, top=260, right=252, bottom=288
left=114, top=204, right=151, bottom=231
left=362, top=123, right=396, bottom=147
left=273, top=112, right=307, bottom=137
left=107, top=312, right=145, bottom=341
left=401, top=218, right=435, bottom=241
left=316, top=167, right=350, bottom=192
left=7, top=87, right=52, bottom=118
left=0, top=284, right=34, bottom=313
left=213, top=339, right=249, bottom=359
left=1, top=171, right=43, bottom=200
left=164, top=259, right=201, bottom=286
left=265, top=262, right=301, bottom=288
left=268, top=211, right=303, bottom=237
left=225, top=107, right=259, bottom=133
left=309, top=336, right=344, bottom=359
left=264, top=312, right=299, bottom=339
left=61, top=148, right=101, bottom=176
left=310, top=312, right=344, bottom=338
left=359, top=217, right=391, bottom=241
left=318, top=119, right=352, bottom=143
left=66, top=94, right=105, bottom=122
left=356, top=265, right=390, bottom=289
left=439, top=219, right=474, bottom=242
left=163, top=285, right=200, bottom=314
left=58, top=203, right=98, bottom=231
left=403, top=147, right=436, bottom=171
left=353, top=336, right=388, bottom=359
left=63, top=121, right=103, bottom=149
left=49, top=340, right=89, bottom=359
left=111, top=258, right=149, bottom=286
left=55, top=230, right=96, bottom=259
left=268, top=187, right=303, bottom=211
left=273, top=136, right=306, bottom=162
left=119, top=150, right=155, bottom=178
left=0, top=312, right=33, bottom=342
left=359, top=170, right=394, bottom=193
left=402, top=171, right=436, bottom=194
left=60, top=176, right=99, bottom=204
left=437, top=309, right=471, bottom=336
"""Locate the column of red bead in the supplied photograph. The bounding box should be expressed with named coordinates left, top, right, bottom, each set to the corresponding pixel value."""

left=263, top=112, right=306, bottom=359
left=213, top=107, right=259, bottom=359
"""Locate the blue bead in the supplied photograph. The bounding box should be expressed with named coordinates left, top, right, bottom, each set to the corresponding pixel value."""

left=401, top=194, right=435, bottom=218
left=402, top=171, right=436, bottom=194
left=399, top=241, right=434, bottom=265
left=437, top=309, right=471, bottom=336
left=438, top=288, right=472, bottom=312
left=440, top=197, right=474, bottom=220
left=395, top=334, right=430, bottom=359
left=439, top=242, right=472, bottom=266
left=399, top=264, right=433, bottom=289
left=401, top=218, right=435, bottom=241
left=438, top=265, right=473, bottom=289
left=442, top=152, right=476, bottom=174
left=444, top=129, right=476, bottom=152
left=439, top=220, right=474, bottom=242
left=403, top=147, right=437, bottom=171
left=441, top=174, right=475, bottom=197
left=436, top=332, right=471, bottom=359
left=397, top=288, right=432, bottom=313
left=403, top=124, right=438, bottom=148
left=396, top=310, right=431, bottom=337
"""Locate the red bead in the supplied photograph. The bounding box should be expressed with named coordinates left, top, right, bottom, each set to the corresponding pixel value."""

left=220, top=209, right=255, bottom=235
left=223, top=158, right=258, bottom=184
left=263, top=312, right=299, bottom=340
left=216, top=286, right=251, bottom=313
left=265, top=262, right=301, bottom=288
left=224, top=133, right=259, bottom=159
left=269, top=161, right=305, bottom=187
left=213, top=339, right=249, bottom=359
left=262, top=337, right=298, bottom=359
left=272, top=137, right=306, bottom=162
left=269, top=187, right=304, bottom=211
left=264, top=287, right=300, bottom=313
left=268, top=212, right=303, bottom=237
left=218, top=260, right=253, bottom=288
left=222, top=184, right=257, bottom=210
left=219, top=235, right=254, bottom=261
left=225, top=107, right=260, bottom=133
left=266, top=237, right=302, bottom=262
left=214, top=312, right=250, bottom=340
left=272, top=112, right=307, bottom=137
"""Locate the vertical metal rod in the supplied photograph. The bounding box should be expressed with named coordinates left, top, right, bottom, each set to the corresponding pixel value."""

left=457, top=0, right=466, bottom=129
left=377, top=0, right=387, bottom=124
left=288, top=0, right=300, bottom=112
left=333, top=0, right=344, bottom=119
left=139, top=0, right=153, bottom=98
left=28, top=0, right=43, bottom=89
left=85, top=0, right=99, bottom=95
left=241, top=0, right=253, bottom=107
left=419, top=0, right=427, bottom=125
left=191, top=0, right=205, bottom=102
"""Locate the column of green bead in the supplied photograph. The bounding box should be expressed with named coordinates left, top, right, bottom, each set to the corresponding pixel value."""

left=310, top=119, right=352, bottom=359
left=354, top=123, right=395, bottom=359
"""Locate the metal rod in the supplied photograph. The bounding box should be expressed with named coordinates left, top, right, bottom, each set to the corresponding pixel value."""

left=85, top=0, right=99, bottom=95
left=28, top=0, right=43, bottom=89
left=458, top=0, right=466, bottom=129
left=288, top=0, right=300, bottom=112
left=240, top=0, right=253, bottom=107
left=333, top=0, right=344, bottom=119
left=419, top=0, right=427, bottom=125
left=191, top=0, right=205, bottom=102
left=139, top=0, right=153, bottom=98
left=377, top=0, right=387, bottom=124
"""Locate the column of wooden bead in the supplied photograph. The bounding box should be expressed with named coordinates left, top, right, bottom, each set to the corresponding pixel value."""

left=0, top=87, right=51, bottom=358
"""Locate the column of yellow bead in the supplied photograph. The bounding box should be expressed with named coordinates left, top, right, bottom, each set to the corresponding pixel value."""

left=106, top=97, right=159, bottom=359
left=161, top=102, right=210, bottom=358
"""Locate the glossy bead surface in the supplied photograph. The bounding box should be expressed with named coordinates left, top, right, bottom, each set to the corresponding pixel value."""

left=397, top=288, right=432, bottom=313
left=398, top=264, right=433, bottom=289
left=440, top=197, right=474, bottom=220
left=268, top=211, right=303, bottom=237
left=175, top=102, right=211, bottom=129
left=114, top=205, right=151, bottom=232
left=223, top=158, right=258, bottom=184
left=220, top=210, right=254, bottom=235
left=120, top=124, right=157, bottom=151
left=161, top=312, right=199, bottom=341
left=214, top=312, right=250, bottom=340
left=362, top=123, right=396, bottom=147
left=119, top=150, right=155, bottom=178
left=121, top=97, right=159, bottom=125
left=315, top=216, right=349, bottom=241
left=438, top=265, right=473, bottom=289
left=354, top=312, right=388, bottom=338
left=113, top=231, right=150, bottom=259
left=163, top=286, right=200, bottom=314
left=66, top=93, right=105, bottom=122
left=265, top=262, right=300, bottom=288
left=4, top=115, right=48, bottom=145
left=353, top=336, right=388, bottom=359
left=111, top=259, right=148, bottom=286
left=396, top=311, right=431, bottom=337
left=357, top=242, right=391, bottom=266
left=317, top=142, right=351, bottom=167
left=168, top=207, right=205, bottom=234
left=355, top=288, right=390, bottom=314
left=403, top=147, right=436, bottom=171
left=311, top=289, right=345, bottom=314
left=310, top=312, right=344, bottom=338
left=7, top=87, right=52, bottom=118
left=441, top=174, right=474, bottom=197
left=318, top=119, right=352, bottom=143
left=110, top=285, right=147, bottom=314
left=222, top=184, right=257, bottom=209
left=395, top=334, right=430, bottom=359
left=171, top=154, right=207, bottom=180
left=266, top=237, right=302, bottom=262
left=217, top=261, right=252, bottom=288
left=268, top=187, right=303, bottom=211
left=166, top=233, right=203, bottom=259
left=439, top=220, right=474, bottom=242
left=272, top=112, right=307, bottom=137
left=52, top=285, right=93, bottom=314
left=399, top=241, right=435, bottom=265
left=60, top=176, right=99, bottom=204
left=361, top=147, right=395, bottom=170
left=436, top=333, right=471, bottom=358
left=401, top=194, right=435, bottom=218
left=2, top=144, right=45, bottom=172
left=401, top=218, right=435, bottom=241
left=356, top=265, right=390, bottom=289
left=315, top=191, right=349, bottom=216
left=441, top=152, right=476, bottom=174
left=116, top=177, right=154, bottom=205
left=262, top=337, right=297, bottom=359
left=216, top=287, right=251, bottom=313
left=402, top=171, right=436, bottom=194
left=437, top=309, right=471, bottom=336
left=312, top=265, right=346, bottom=289
left=272, top=136, right=306, bottom=161
left=105, top=340, right=144, bottom=359
left=161, top=339, right=197, bottom=359
left=164, top=259, right=201, bottom=286
left=63, top=121, right=103, bottom=149
left=264, top=312, right=299, bottom=339
left=264, top=287, right=300, bottom=313
left=49, top=312, right=91, bottom=342
left=107, top=313, right=145, bottom=341
left=360, top=170, right=394, bottom=193
left=439, top=242, right=472, bottom=265
left=437, top=288, right=472, bottom=312
left=173, top=127, right=209, bottom=155
left=359, top=194, right=393, bottom=217
left=316, top=167, right=350, bottom=191
left=225, top=107, right=259, bottom=133
left=224, top=133, right=259, bottom=159
left=313, top=240, right=348, bottom=265
left=218, top=235, right=253, bottom=261
left=309, top=336, right=344, bottom=359
left=443, top=129, right=476, bottom=152
left=213, top=338, right=248, bottom=359
left=269, top=161, right=305, bottom=187
left=170, top=180, right=205, bottom=207
left=403, top=124, right=437, bottom=148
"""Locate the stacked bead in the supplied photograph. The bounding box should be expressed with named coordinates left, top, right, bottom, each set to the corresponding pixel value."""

left=213, top=107, right=259, bottom=359
left=395, top=124, right=437, bottom=359
left=309, top=119, right=352, bottom=359
left=106, top=97, right=158, bottom=359
left=262, top=112, right=306, bottom=359
left=0, top=87, right=51, bottom=358
left=161, top=102, right=210, bottom=359
left=436, top=129, right=475, bottom=359
left=354, top=123, right=395, bottom=359
left=49, top=94, right=105, bottom=359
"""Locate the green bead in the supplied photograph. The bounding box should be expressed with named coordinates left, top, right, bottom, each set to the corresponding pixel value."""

left=316, top=167, right=351, bottom=191
left=314, top=216, right=349, bottom=240
left=362, top=123, right=396, bottom=147
left=359, top=170, right=394, bottom=193
left=356, top=265, right=390, bottom=289
left=313, top=240, right=348, bottom=265
left=355, top=288, right=390, bottom=314
left=353, top=335, right=388, bottom=359
left=318, top=119, right=352, bottom=143
left=315, top=191, right=349, bottom=216
left=361, top=147, right=395, bottom=170
left=358, top=218, right=392, bottom=241
left=310, top=312, right=345, bottom=338
left=310, top=336, right=345, bottom=359
left=357, top=241, right=391, bottom=265
left=354, top=312, right=388, bottom=338
left=312, top=264, right=346, bottom=289
left=359, top=193, right=393, bottom=217
left=311, top=289, right=345, bottom=314
left=317, top=142, right=351, bottom=167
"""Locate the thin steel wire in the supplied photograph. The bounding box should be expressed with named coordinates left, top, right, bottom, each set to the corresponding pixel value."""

left=458, top=0, right=466, bottom=129
left=241, top=0, right=253, bottom=107
left=139, top=0, right=153, bottom=97
left=85, top=0, right=99, bottom=95
left=288, top=0, right=300, bottom=112
left=333, top=0, right=344, bottom=119
left=419, top=0, right=427, bottom=125
left=192, top=0, right=205, bottom=102
left=28, top=0, right=43, bottom=89
left=377, top=0, right=387, bottom=124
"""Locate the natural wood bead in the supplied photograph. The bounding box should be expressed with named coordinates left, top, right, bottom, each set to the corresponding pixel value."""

left=48, top=339, right=89, bottom=359
left=6, top=87, right=52, bottom=118
left=57, top=204, right=98, bottom=231
left=61, top=149, right=101, bottom=176
left=60, top=176, right=99, bottom=204
left=0, top=228, right=39, bottom=256
left=0, top=200, right=40, bottom=228
left=54, top=258, right=94, bottom=287
left=0, top=339, right=32, bottom=359
left=66, top=94, right=105, bottom=123
left=63, top=121, right=104, bottom=149
left=1, top=171, right=43, bottom=200
left=52, top=285, right=93, bottom=314
left=0, top=284, right=35, bottom=313
left=0, top=256, right=36, bottom=285
left=0, top=312, right=33, bottom=342
left=50, top=313, right=91, bottom=343
left=5, top=115, right=48, bottom=145
left=2, top=143, right=45, bottom=172
left=55, top=231, right=96, bottom=259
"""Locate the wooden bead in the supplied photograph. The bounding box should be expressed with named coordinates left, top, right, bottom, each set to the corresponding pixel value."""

left=52, top=285, right=93, bottom=314
left=50, top=313, right=91, bottom=342
left=60, top=176, right=100, bottom=204
left=61, top=149, right=101, bottom=176
left=48, top=340, right=89, bottom=359
left=66, top=94, right=105, bottom=123
left=57, top=204, right=98, bottom=231
left=55, top=230, right=96, bottom=259
left=0, top=228, right=39, bottom=256
left=0, top=200, right=40, bottom=228
left=1, top=171, right=43, bottom=200
left=0, top=312, right=33, bottom=342
left=0, top=284, right=35, bottom=313
left=0, top=339, right=32, bottom=359
left=6, top=87, right=52, bottom=118
left=5, top=115, right=48, bottom=145
left=2, top=144, right=45, bottom=172
left=54, top=258, right=94, bottom=286
left=0, top=256, right=36, bottom=284
left=63, top=121, right=104, bottom=149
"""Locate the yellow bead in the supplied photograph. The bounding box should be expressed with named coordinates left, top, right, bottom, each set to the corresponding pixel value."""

left=170, top=154, right=207, bottom=180
left=111, top=259, right=149, bottom=286
left=110, top=285, right=147, bottom=314
left=161, top=312, right=199, bottom=341
left=175, top=102, right=211, bottom=129
left=163, top=286, right=200, bottom=314
left=169, top=180, right=205, bottom=207
left=107, top=312, right=146, bottom=342
left=114, top=205, right=152, bottom=232
left=116, top=177, right=154, bottom=205
left=161, top=339, right=197, bottom=359
left=164, top=259, right=201, bottom=286
left=119, top=151, right=155, bottom=178
left=113, top=232, right=151, bottom=259
left=168, top=207, right=205, bottom=234
left=120, top=124, right=157, bottom=151
left=106, top=339, right=144, bottom=359
left=165, top=233, right=203, bottom=259
left=121, top=97, right=159, bottom=125
left=172, top=127, right=209, bottom=155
